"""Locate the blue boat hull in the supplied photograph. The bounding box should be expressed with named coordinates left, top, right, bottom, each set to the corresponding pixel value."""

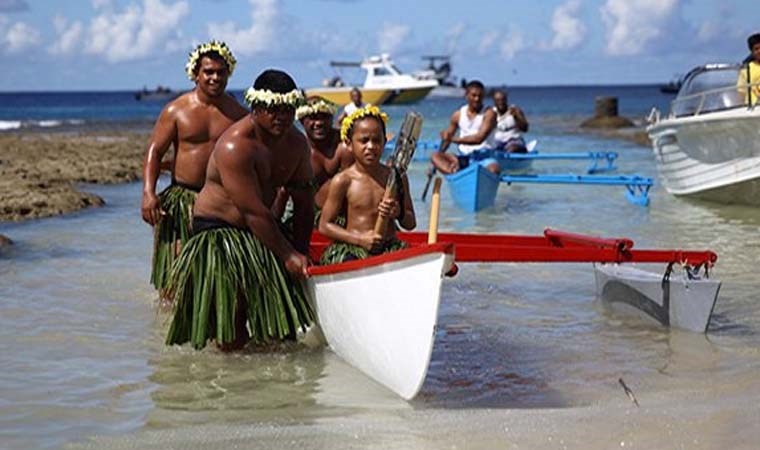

left=445, top=164, right=501, bottom=212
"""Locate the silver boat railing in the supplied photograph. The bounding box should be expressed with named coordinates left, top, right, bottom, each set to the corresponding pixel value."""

left=669, top=81, right=760, bottom=118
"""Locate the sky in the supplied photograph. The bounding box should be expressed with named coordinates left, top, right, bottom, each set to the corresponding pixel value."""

left=1, top=0, right=758, bottom=91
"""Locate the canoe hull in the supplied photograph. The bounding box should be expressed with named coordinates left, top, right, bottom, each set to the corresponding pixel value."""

left=593, top=263, right=721, bottom=333
left=306, top=244, right=454, bottom=399
left=445, top=164, right=501, bottom=212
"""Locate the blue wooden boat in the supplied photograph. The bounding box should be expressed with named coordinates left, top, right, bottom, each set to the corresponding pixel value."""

left=444, top=160, right=653, bottom=212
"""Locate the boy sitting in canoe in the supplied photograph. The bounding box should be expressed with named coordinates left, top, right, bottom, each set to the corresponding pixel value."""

left=318, top=105, right=416, bottom=264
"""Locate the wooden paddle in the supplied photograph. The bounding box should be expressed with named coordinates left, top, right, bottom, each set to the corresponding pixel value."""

left=427, top=177, right=442, bottom=244
left=420, top=139, right=444, bottom=201
left=374, top=112, right=423, bottom=237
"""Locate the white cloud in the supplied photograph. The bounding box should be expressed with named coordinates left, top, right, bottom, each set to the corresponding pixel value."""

left=0, top=17, right=40, bottom=53
left=478, top=30, right=499, bottom=55
left=377, top=22, right=410, bottom=54
left=206, top=0, right=277, bottom=56
left=49, top=15, right=83, bottom=55
left=91, top=0, right=114, bottom=10
left=83, top=0, right=189, bottom=63
left=600, top=0, right=679, bottom=56
left=546, top=0, right=586, bottom=50
left=500, top=30, right=525, bottom=60
left=445, top=22, right=465, bottom=54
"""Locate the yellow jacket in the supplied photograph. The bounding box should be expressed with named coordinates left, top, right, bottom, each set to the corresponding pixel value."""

left=737, top=61, right=760, bottom=105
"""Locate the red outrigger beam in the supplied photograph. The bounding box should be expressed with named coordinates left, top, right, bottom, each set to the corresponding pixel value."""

left=309, top=228, right=717, bottom=268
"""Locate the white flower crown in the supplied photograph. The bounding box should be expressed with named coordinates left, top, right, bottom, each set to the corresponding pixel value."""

left=185, top=40, right=236, bottom=81
left=244, top=88, right=305, bottom=108
left=296, top=98, right=338, bottom=119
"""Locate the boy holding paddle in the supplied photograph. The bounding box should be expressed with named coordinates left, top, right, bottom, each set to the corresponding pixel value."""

left=318, top=106, right=416, bottom=264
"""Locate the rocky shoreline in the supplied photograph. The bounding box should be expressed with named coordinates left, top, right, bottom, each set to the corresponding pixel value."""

left=0, top=132, right=147, bottom=247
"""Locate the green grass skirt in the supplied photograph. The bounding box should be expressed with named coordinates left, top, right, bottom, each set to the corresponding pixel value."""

left=319, top=239, right=408, bottom=265
left=165, top=226, right=314, bottom=349
left=150, top=185, right=196, bottom=293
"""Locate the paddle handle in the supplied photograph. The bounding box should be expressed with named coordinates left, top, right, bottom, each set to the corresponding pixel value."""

left=427, top=178, right=442, bottom=244
left=373, top=186, right=396, bottom=236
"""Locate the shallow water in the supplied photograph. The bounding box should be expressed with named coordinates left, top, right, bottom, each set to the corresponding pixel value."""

left=2, top=117, right=760, bottom=448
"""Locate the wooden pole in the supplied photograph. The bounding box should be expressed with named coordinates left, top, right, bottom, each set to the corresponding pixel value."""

left=427, top=177, right=442, bottom=244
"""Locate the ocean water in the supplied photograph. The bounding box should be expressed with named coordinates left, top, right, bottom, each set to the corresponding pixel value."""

left=2, top=89, right=760, bottom=449
left=0, top=85, right=671, bottom=133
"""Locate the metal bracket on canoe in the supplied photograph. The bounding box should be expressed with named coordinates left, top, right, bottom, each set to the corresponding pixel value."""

left=500, top=173, right=654, bottom=206
left=497, top=151, right=619, bottom=174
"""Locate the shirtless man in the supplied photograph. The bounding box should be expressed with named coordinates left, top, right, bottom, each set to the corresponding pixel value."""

left=297, top=96, right=354, bottom=208
left=318, top=105, right=415, bottom=264
left=141, top=41, right=247, bottom=297
left=430, top=80, right=500, bottom=175
left=165, top=69, right=315, bottom=350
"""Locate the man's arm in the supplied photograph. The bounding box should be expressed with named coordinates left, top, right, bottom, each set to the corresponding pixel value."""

left=141, top=104, right=177, bottom=225
left=215, top=140, right=304, bottom=273
left=438, top=110, right=460, bottom=153
left=510, top=105, right=529, bottom=132
left=451, top=109, right=496, bottom=145
left=288, top=140, right=316, bottom=256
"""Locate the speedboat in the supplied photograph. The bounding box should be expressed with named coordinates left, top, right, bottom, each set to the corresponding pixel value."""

left=647, top=63, right=760, bottom=205
left=306, top=54, right=438, bottom=105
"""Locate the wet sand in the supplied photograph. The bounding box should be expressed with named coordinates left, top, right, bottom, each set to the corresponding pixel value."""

left=0, top=132, right=147, bottom=223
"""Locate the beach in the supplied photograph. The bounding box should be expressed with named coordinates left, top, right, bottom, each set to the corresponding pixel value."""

left=0, top=132, right=146, bottom=222
left=2, top=90, right=759, bottom=450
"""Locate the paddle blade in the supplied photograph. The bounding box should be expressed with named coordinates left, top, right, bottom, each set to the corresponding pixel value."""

left=388, top=112, right=423, bottom=175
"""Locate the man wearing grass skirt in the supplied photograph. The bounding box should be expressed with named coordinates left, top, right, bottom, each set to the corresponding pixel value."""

left=141, top=40, right=247, bottom=299
left=165, top=69, right=315, bottom=351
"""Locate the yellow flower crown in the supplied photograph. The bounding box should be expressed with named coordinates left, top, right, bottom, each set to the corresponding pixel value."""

left=185, top=40, right=237, bottom=81
left=244, top=87, right=305, bottom=108
left=296, top=98, right=338, bottom=120
left=340, top=105, right=389, bottom=141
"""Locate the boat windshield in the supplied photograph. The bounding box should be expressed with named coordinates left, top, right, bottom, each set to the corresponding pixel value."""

left=671, top=65, right=751, bottom=117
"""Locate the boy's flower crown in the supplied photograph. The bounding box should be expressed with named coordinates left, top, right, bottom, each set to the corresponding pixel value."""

left=340, top=105, right=388, bottom=141
left=244, top=87, right=305, bottom=108
left=185, top=40, right=236, bottom=81
left=296, top=97, right=338, bottom=120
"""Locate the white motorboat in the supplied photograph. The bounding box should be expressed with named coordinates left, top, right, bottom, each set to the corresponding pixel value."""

left=593, top=263, right=721, bottom=333
left=647, top=63, right=760, bottom=205
left=306, top=54, right=438, bottom=105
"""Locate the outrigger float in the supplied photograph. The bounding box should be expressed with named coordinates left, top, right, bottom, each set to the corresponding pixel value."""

left=401, top=138, right=654, bottom=210
left=305, top=180, right=719, bottom=400
left=445, top=152, right=653, bottom=211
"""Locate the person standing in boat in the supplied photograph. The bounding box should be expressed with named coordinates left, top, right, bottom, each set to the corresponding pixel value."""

left=319, top=105, right=416, bottom=264
left=336, top=87, right=365, bottom=125
left=737, top=33, right=760, bottom=106
left=273, top=96, right=354, bottom=224
left=430, top=80, right=501, bottom=175
left=165, top=69, right=315, bottom=351
left=141, top=40, right=247, bottom=299
left=492, top=89, right=529, bottom=153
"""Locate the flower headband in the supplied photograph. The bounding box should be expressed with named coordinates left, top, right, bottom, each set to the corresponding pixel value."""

left=296, top=98, right=338, bottom=120
left=244, top=87, right=305, bottom=108
left=340, top=105, right=389, bottom=141
left=185, top=40, right=237, bottom=81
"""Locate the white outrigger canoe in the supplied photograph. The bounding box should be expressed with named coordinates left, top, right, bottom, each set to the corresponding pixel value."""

left=306, top=228, right=719, bottom=400
left=306, top=242, right=454, bottom=400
